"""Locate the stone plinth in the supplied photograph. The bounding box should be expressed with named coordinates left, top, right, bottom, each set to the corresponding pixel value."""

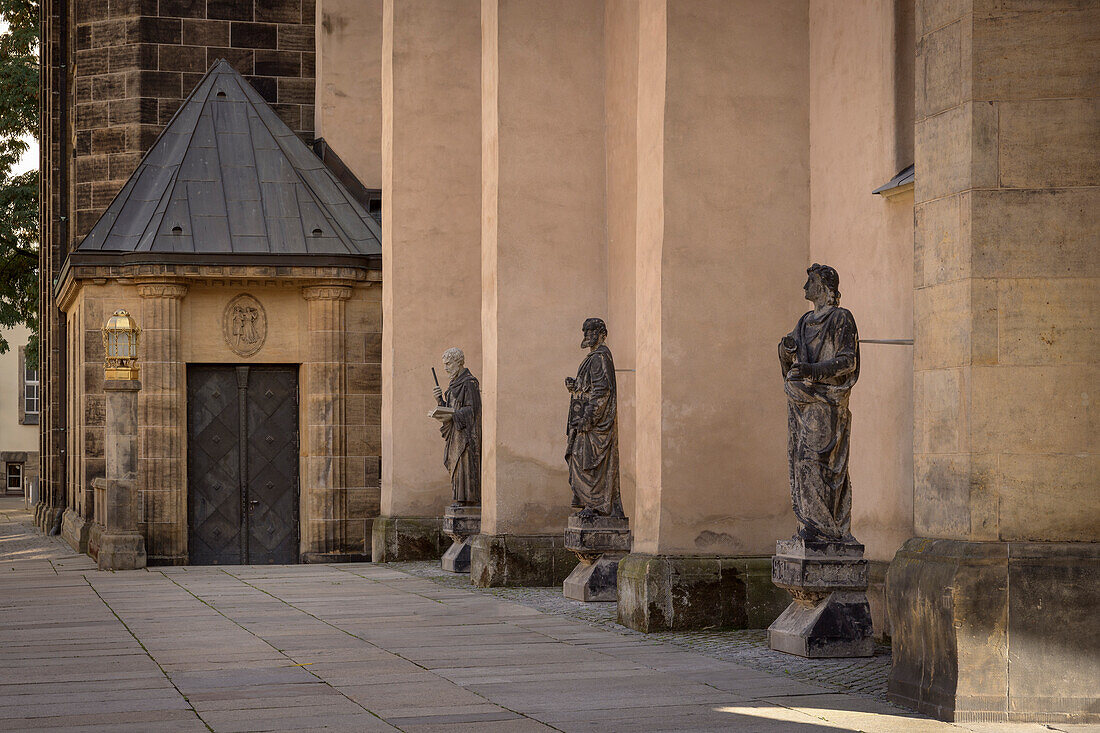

left=371, top=516, right=445, bottom=562
left=768, top=538, right=872, bottom=658
left=442, top=505, right=481, bottom=574
left=61, top=508, right=91, bottom=553
left=887, top=539, right=1099, bottom=723
left=563, top=514, right=631, bottom=602
left=99, top=380, right=146, bottom=571
left=470, top=534, right=578, bottom=588
left=617, top=554, right=788, bottom=632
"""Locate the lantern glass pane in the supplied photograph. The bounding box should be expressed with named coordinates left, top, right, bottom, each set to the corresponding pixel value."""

left=106, top=333, right=118, bottom=358
left=118, top=331, right=132, bottom=357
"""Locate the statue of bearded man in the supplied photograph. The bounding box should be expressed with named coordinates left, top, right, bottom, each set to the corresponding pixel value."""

left=779, top=264, right=860, bottom=542
left=431, top=347, right=481, bottom=507
left=565, top=318, right=623, bottom=518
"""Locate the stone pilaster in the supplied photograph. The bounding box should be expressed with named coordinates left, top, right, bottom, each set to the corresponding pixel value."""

left=886, top=0, right=1100, bottom=722
left=475, top=0, right=607, bottom=586
left=98, top=380, right=146, bottom=571
left=138, top=282, right=187, bottom=565
left=302, top=284, right=356, bottom=562
left=373, top=0, right=481, bottom=562
left=618, top=0, right=809, bottom=629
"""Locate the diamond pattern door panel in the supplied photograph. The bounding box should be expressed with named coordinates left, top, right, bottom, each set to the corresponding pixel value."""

left=188, top=365, right=299, bottom=565
left=187, top=366, right=243, bottom=565
left=246, top=367, right=299, bottom=564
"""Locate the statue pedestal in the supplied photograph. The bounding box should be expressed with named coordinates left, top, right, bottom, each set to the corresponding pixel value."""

left=563, top=514, right=631, bottom=602
left=441, top=504, right=481, bottom=573
left=768, top=538, right=873, bottom=658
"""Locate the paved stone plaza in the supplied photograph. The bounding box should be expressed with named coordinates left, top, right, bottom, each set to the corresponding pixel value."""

left=1, top=499, right=1094, bottom=733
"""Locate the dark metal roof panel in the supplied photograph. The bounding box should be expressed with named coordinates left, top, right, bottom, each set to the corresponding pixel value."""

left=872, top=164, right=915, bottom=195
left=75, top=60, right=381, bottom=259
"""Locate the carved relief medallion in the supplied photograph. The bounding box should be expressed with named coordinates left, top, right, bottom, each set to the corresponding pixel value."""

left=223, top=294, right=267, bottom=357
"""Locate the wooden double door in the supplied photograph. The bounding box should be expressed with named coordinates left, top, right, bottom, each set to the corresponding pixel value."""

left=187, top=365, right=300, bottom=565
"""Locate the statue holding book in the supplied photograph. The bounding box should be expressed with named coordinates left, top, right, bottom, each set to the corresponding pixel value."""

left=430, top=347, right=481, bottom=507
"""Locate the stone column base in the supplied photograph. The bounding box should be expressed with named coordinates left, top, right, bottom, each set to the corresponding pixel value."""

left=617, top=554, right=789, bottom=632
left=36, top=504, right=63, bottom=534
left=886, top=538, right=1100, bottom=723
left=563, top=514, right=631, bottom=602
left=97, top=531, right=147, bottom=571
left=87, top=522, right=103, bottom=560
left=768, top=591, right=873, bottom=658
left=442, top=505, right=481, bottom=574
left=768, top=538, right=872, bottom=658
left=371, top=516, right=445, bottom=562
left=441, top=536, right=472, bottom=573
left=564, top=553, right=624, bottom=602
left=470, top=533, right=578, bottom=587
left=61, top=509, right=92, bottom=553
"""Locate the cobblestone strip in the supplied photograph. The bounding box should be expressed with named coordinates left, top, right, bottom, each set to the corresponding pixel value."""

left=392, top=560, right=893, bottom=701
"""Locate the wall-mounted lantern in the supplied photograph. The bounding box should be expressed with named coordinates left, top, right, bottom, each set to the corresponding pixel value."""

left=102, top=309, right=140, bottom=380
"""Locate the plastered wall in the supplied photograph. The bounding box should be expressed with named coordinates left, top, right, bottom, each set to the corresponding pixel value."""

left=808, top=0, right=916, bottom=563
left=316, top=0, right=383, bottom=188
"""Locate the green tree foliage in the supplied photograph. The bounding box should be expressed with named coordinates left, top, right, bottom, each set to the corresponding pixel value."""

left=0, top=0, right=38, bottom=357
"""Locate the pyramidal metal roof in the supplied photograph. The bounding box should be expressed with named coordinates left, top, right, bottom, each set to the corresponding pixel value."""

left=76, top=60, right=382, bottom=260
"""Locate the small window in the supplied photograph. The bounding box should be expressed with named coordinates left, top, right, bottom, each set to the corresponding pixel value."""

left=24, top=362, right=39, bottom=417
left=6, top=463, right=22, bottom=493
left=19, top=347, right=38, bottom=425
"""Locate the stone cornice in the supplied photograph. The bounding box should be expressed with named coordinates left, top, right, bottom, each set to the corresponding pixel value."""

left=54, top=260, right=379, bottom=310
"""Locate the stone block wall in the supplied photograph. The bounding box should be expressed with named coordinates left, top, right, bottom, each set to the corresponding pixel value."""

left=69, top=0, right=317, bottom=244
left=911, top=0, right=1099, bottom=542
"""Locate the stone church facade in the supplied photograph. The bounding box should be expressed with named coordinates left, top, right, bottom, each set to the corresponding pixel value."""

left=36, top=0, right=1096, bottom=724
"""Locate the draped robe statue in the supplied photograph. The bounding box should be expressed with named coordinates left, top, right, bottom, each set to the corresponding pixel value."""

left=433, top=349, right=481, bottom=507
left=779, top=265, right=859, bottom=542
left=566, top=319, right=623, bottom=517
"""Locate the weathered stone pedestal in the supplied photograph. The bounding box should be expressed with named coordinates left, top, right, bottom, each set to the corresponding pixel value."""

left=470, top=534, right=578, bottom=587
left=371, top=516, right=446, bottom=562
left=768, top=538, right=872, bottom=658
left=441, top=505, right=480, bottom=573
left=98, top=380, right=147, bottom=571
left=563, top=514, right=631, bottom=602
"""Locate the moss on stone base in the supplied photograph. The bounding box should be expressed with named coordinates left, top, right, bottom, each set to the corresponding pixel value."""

left=371, top=516, right=445, bottom=562
left=470, top=533, right=578, bottom=587
left=617, top=554, right=789, bottom=632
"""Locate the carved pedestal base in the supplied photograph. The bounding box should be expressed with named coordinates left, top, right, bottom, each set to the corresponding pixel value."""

left=441, top=505, right=480, bottom=574
left=563, top=514, right=631, bottom=602
left=97, top=531, right=147, bottom=571
left=768, top=538, right=872, bottom=658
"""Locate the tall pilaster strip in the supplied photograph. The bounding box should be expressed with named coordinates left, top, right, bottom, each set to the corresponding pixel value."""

left=137, top=282, right=188, bottom=563
left=302, top=284, right=352, bottom=560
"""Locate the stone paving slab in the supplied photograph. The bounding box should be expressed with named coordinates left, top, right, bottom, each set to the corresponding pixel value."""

left=1, top=499, right=1094, bottom=733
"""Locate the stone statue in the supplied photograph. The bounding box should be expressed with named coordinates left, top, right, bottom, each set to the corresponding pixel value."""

left=778, top=263, right=860, bottom=542
left=431, top=347, right=481, bottom=508
left=769, top=264, right=871, bottom=658
left=565, top=318, right=623, bottom=518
